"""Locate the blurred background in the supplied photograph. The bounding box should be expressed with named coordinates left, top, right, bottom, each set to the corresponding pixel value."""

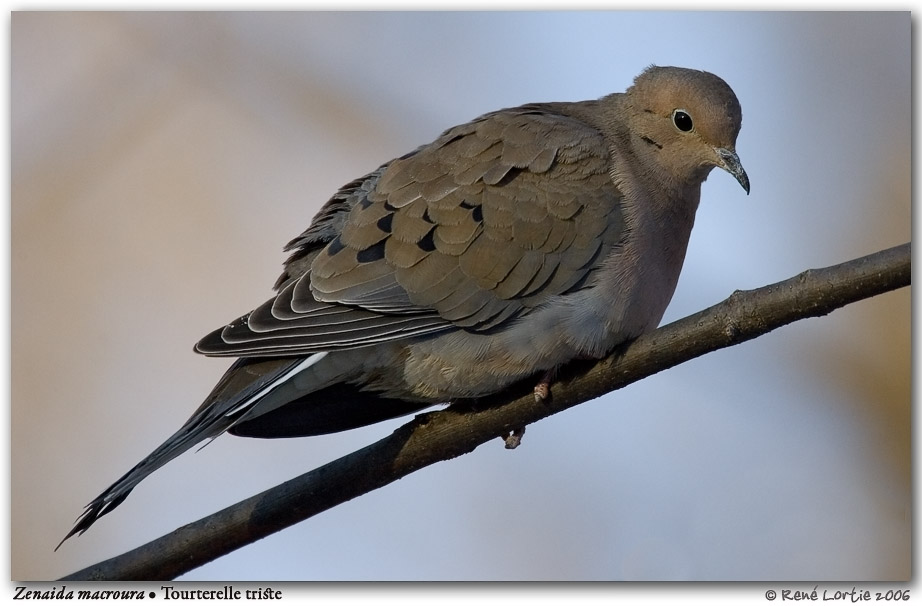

left=12, top=12, right=909, bottom=580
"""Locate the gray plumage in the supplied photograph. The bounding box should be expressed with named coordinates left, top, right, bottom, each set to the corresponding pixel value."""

left=59, top=65, right=749, bottom=547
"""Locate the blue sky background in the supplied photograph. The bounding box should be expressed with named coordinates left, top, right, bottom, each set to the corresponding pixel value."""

left=12, top=12, right=909, bottom=581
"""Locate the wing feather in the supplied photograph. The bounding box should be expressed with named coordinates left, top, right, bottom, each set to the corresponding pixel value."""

left=195, top=103, right=625, bottom=358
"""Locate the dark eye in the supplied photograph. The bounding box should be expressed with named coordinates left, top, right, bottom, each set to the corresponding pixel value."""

left=672, top=109, right=693, bottom=132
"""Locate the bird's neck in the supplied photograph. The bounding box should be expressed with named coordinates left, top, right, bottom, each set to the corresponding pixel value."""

left=604, top=141, right=701, bottom=335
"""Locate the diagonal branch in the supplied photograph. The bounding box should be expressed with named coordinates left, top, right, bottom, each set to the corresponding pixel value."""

left=60, top=242, right=911, bottom=581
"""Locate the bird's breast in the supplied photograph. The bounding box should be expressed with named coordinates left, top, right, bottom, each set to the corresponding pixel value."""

left=387, top=190, right=698, bottom=403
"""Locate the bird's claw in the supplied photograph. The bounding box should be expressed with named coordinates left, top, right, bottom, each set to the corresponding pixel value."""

left=533, top=382, right=549, bottom=402
left=502, top=426, right=526, bottom=449
left=533, top=368, right=557, bottom=402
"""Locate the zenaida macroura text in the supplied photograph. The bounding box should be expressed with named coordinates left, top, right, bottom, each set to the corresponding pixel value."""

left=59, top=65, right=749, bottom=547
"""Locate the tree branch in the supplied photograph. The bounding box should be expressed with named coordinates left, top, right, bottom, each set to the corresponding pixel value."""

left=60, top=242, right=911, bottom=581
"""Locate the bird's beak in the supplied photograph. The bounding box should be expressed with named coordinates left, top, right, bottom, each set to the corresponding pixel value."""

left=715, top=147, right=750, bottom=195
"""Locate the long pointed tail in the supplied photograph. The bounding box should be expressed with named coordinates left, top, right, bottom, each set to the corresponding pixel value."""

left=56, top=357, right=310, bottom=550
left=55, top=407, right=236, bottom=550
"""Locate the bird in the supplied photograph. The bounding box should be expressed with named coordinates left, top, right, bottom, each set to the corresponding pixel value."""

left=58, top=65, right=749, bottom=548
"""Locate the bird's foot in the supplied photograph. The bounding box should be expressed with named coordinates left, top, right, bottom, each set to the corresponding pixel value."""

left=502, top=426, right=526, bottom=449
left=533, top=368, right=557, bottom=402
left=499, top=367, right=561, bottom=449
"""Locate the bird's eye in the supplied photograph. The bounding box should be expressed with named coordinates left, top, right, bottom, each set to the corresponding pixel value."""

left=672, top=109, right=694, bottom=132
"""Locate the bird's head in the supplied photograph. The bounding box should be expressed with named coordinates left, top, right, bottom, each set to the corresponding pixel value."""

left=623, top=65, right=749, bottom=195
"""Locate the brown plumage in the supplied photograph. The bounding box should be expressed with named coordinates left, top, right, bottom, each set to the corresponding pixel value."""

left=59, top=65, right=748, bottom=548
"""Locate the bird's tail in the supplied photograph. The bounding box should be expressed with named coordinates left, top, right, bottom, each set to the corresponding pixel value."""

left=55, top=400, right=237, bottom=550
left=56, top=357, right=310, bottom=550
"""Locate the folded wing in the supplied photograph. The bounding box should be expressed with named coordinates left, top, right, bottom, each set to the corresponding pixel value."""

left=196, top=104, right=624, bottom=358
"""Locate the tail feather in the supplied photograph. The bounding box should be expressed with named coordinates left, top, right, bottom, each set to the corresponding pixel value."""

left=57, top=357, right=309, bottom=549
left=229, top=381, right=431, bottom=438
left=56, top=402, right=238, bottom=550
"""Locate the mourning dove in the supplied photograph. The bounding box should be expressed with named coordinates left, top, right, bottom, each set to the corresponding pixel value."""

left=59, top=65, right=748, bottom=547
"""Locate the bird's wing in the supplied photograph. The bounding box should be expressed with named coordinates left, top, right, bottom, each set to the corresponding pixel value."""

left=195, top=104, right=624, bottom=358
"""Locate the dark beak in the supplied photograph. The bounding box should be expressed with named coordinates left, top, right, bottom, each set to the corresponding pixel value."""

left=715, top=147, right=750, bottom=195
